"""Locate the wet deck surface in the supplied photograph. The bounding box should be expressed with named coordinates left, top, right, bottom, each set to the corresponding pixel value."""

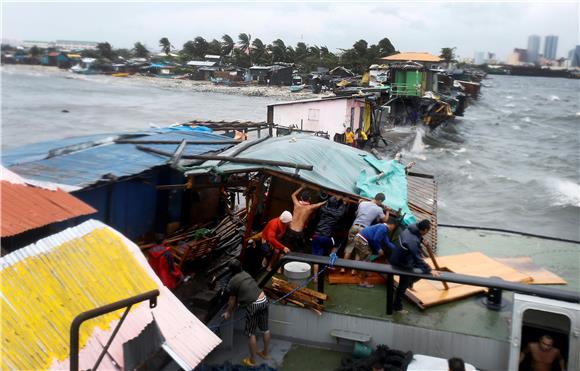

left=318, top=228, right=579, bottom=342
left=200, top=331, right=345, bottom=370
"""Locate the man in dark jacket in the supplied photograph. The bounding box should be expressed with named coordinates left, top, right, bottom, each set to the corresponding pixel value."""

left=311, top=196, right=347, bottom=278
left=390, top=219, right=439, bottom=313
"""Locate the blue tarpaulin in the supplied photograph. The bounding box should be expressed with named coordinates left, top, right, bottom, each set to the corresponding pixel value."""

left=356, top=157, right=416, bottom=225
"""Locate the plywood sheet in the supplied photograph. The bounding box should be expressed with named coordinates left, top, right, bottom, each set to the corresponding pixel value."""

left=328, top=270, right=386, bottom=285
left=495, top=257, right=567, bottom=285
left=402, top=252, right=534, bottom=308
left=431, top=252, right=533, bottom=283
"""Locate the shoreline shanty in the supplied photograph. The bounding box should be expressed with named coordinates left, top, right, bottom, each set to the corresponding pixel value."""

left=1, top=64, right=331, bottom=100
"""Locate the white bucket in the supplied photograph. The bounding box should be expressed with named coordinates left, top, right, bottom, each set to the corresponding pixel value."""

left=283, top=262, right=311, bottom=284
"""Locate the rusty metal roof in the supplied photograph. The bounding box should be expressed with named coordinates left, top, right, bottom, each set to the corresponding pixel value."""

left=1, top=220, right=221, bottom=370
left=382, top=52, right=442, bottom=63
left=1, top=168, right=96, bottom=237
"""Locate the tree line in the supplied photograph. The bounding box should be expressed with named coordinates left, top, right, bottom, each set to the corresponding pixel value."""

left=5, top=35, right=459, bottom=74
left=91, top=34, right=398, bottom=74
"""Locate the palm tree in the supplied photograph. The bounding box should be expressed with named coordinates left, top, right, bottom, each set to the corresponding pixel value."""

left=159, top=37, right=173, bottom=56
left=440, top=47, right=457, bottom=64
left=238, top=33, right=252, bottom=66
left=221, top=34, right=234, bottom=57
left=193, top=36, right=209, bottom=59
left=132, top=42, right=149, bottom=58
left=96, top=42, right=115, bottom=60
left=251, top=38, right=268, bottom=65
left=269, top=39, right=286, bottom=63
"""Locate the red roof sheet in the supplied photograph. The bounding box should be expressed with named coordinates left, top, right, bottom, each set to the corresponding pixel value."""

left=1, top=180, right=96, bottom=237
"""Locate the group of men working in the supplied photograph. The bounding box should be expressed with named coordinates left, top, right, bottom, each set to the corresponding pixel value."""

left=224, top=185, right=567, bottom=369
left=258, top=184, right=438, bottom=313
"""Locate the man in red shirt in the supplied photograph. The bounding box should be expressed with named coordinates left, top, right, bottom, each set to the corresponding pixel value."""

left=262, top=211, right=293, bottom=271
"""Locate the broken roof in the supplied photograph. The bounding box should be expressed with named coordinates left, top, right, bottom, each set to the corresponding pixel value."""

left=0, top=219, right=221, bottom=370
left=382, top=52, right=442, bottom=63
left=183, top=135, right=437, bottom=234
left=1, top=167, right=96, bottom=237
left=4, top=129, right=237, bottom=190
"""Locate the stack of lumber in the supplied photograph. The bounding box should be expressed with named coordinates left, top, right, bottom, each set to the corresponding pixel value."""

left=264, top=277, right=327, bottom=315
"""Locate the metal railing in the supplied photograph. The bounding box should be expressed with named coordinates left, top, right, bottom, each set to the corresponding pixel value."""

left=258, top=253, right=579, bottom=315
left=69, top=290, right=160, bottom=371
left=390, top=83, right=422, bottom=97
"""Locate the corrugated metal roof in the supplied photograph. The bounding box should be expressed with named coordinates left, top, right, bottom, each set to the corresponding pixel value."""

left=382, top=52, right=442, bottom=63
left=0, top=219, right=221, bottom=370
left=1, top=167, right=96, bottom=237
left=5, top=130, right=235, bottom=189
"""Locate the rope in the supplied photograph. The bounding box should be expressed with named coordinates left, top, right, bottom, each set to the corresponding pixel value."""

left=209, top=253, right=337, bottom=331
left=438, top=224, right=580, bottom=244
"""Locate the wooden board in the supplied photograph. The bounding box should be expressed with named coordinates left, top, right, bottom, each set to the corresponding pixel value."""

left=431, top=252, right=533, bottom=283
left=495, top=257, right=567, bottom=285
left=400, top=252, right=534, bottom=309
left=328, top=270, right=387, bottom=285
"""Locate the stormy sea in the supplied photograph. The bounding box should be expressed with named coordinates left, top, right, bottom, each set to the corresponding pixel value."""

left=2, top=66, right=579, bottom=241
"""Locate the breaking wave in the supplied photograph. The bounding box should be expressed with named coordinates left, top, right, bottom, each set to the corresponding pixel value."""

left=410, top=128, right=426, bottom=153
left=549, top=95, right=561, bottom=101
left=544, top=178, right=580, bottom=207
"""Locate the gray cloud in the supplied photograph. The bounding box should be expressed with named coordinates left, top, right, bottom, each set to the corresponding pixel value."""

left=2, top=2, right=578, bottom=60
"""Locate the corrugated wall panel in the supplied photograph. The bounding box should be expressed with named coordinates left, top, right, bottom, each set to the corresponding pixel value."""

left=1, top=220, right=220, bottom=370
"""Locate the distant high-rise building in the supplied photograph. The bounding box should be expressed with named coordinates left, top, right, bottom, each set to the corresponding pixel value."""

left=543, top=35, right=558, bottom=60
left=570, top=45, right=580, bottom=67
left=474, top=51, right=485, bottom=65
left=527, top=35, right=541, bottom=63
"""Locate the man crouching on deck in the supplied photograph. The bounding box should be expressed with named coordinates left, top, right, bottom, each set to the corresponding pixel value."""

left=223, top=260, right=270, bottom=367
left=282, top=184, right=326, bottom=252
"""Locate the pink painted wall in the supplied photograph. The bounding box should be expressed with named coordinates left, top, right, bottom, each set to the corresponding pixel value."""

left=272, top=98, right=366, bottom=138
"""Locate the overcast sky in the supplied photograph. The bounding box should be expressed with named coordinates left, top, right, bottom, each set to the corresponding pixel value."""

left=2, top=1, right=579, bottom=61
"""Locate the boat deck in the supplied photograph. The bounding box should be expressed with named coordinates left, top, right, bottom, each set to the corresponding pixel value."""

left=203, top=228, right=578, bottom=369
left=319, top=227, right=579, bottom=342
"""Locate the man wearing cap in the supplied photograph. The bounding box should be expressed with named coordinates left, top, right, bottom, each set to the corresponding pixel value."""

left=342, top=193, right=389, bottom=273
left=262, top=211, right=293, bottom=271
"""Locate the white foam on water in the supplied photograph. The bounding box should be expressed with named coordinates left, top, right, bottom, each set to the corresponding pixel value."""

left=575, top=112, right=580, bottom=117
left=465, top=159, right=472, bottom=165
left=505, top=95, right=514, bottom=99
left=549, top=95, right=560, bottom=101
left=512, top=125, right=521, bottom=130
left=544, top=178, right=580, bottom=207
left=504, top=103, right=516, bottom=108
left=410, top=128, right=425, bottom=153
left=456, top=147, right=467, bottom=153
left=522, top=117, right=531, bottom=123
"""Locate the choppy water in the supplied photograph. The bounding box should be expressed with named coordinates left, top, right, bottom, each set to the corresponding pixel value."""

left=2, top=66, right=579, bottom=240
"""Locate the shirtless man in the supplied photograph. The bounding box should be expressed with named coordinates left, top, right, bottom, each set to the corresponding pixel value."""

left=282, top=185, right=326, bottom=253
left=519, top=335, right=565, bottom=371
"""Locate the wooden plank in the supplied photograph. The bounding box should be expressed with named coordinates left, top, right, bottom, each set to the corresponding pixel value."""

left=495, top=257, right=567, bottom=285
left=392, top=252, right=536, bottom=309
